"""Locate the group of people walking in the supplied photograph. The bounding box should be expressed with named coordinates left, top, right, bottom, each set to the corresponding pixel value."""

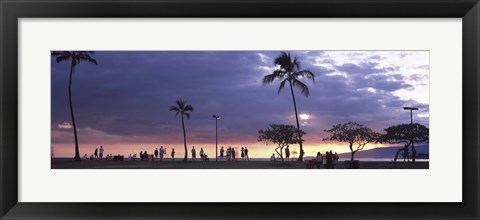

left=219, top=146, right=249, bottom=161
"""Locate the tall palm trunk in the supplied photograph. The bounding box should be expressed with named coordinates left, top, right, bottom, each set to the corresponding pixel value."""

left=181, top=115, right=187, bottom=161
left=288, top=79, right=304, bottom=161
left=69, top=60, right=80, bottom=161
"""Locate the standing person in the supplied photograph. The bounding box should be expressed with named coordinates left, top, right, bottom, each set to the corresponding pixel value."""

left=232, top=148, right=236, bottom=161
left=226, top=147, right=231, bottom=161
left=200, top=148, right=205, bottom=161
left=191, top=146, right=196, bottom=161
left=163, top=148, right=168, bottom=158
left=154, top=148, right=159, bottom=159
left=285, top=146, right=290, bottom=161
left=144, top=151, right=149, bottom=161
left=244, top=146, right=249, bottom=161
left=270, top=153, right=276, bottom=161
left=94, top=148, right=98, bottom=159
left=316, top=152, right=323, bottom=168
left=334, top=152, right=339, bottom=162
left=171, top=148, right=175, bottom=160
left=140, top=151, right=144, bottom=161
left=159, top=146, right=164, bottom=161
left=241, top=147, right=245, bottom=161
left=99, top=146, right=104, bottom=159
left=329, top=150, right=335, bottom=169
left=325, top=151, right=331, bottom=169
left=220, top=146, right=225, bottom=161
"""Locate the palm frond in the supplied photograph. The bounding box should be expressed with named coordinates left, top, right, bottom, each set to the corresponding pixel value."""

left=184, top=112, right=191, bottom=119
left=77, top=54, right=98, bottom=65
left=51, top=51, right=71, bottom=57
left=292, top=78, right=310, bottom=97
left=274, top=52, right=293, bottom=72
left=278, top=79, right=288, bottom=94
left=184, top=105, right=194, bottom=112
left=169, top=106, right=180, bottom=112
left=262, top=71, right=284, bottom=85
left=292, top=56, right=301, bottom=71
left=175, top=99, right=185, bottom=110
left=293, top=70, right=315, bottom=82
left=52, top=51, right=72, bottom=63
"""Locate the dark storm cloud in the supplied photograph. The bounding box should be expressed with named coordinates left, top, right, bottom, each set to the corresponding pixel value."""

left=51, top=51, right=429, bottom=145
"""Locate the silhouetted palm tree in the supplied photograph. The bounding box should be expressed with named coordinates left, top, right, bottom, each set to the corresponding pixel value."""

left=51, top=51, right=97, bottom=161
left=169, top=99, right=194, bottom=161
left=262, top=52, right=315, bottom=161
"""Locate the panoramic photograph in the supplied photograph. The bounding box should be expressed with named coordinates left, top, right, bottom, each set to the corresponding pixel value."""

left=50, top=50, right=429, bottom=169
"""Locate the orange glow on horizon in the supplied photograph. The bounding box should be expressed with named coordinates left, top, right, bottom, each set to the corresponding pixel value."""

left=51, top=141, right=394, bottom=158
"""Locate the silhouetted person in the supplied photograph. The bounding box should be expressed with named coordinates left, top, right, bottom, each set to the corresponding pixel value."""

left=329, top=150, right=335, bottom=169
left=316, top=152, right=323, bottom=168
left=220, top=147, right=225, bottom=160
left=271, top=153, right=276, bottom=161
left=171, top=148, right=175, bottom=160
left=94, top=148, right=98, bottom=159
left=191, top=146, right=196, bottom=161
left=99, top=146, right=104, bottom=158
left=285, top=146, right=290, bottom=161
left=83, top=154, right=87, bottom=160
left=226, top=147, right=231, bottom=161
left=200, top=148, right=205, bottom=161
left=232, top=148, right=236, bottom=161
left=144, top=151, right=149, bottom=160
left=244, top=147, right=249, bottom=161
left=159, top=146, right=164, bottom=161
left=154, top=148, right=159, bottom=158
left=326, top=151, right=333, bottom=169
left=140, top=151, right=144, bottom=161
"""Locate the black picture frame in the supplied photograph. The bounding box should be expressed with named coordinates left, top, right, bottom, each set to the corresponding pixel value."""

left=1, top=0, right=479, bottom=219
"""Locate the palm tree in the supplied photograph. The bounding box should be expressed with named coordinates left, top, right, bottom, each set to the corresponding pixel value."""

left=51, top=51, right=97, bottom=161
left=262, top=52, right=315, bottom=161
left=169, top=99, right=194, bottom=161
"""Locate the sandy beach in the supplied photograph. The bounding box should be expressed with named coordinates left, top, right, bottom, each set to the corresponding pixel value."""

left=51, top=159, right=428, bottom=169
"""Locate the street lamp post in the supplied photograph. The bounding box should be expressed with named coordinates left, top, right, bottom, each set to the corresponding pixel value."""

left=403, top=107, right=419, bottom=162
left=403, top=107, right=419, bottom=124
left=212, top=114, right=221, bottom=161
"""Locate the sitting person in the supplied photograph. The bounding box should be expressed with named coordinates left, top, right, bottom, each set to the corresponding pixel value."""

left=83, top=154, right=87, bottom=160
left=89, top=154, right=94, bottom=160
left=270, top=153, right=276, bottom=161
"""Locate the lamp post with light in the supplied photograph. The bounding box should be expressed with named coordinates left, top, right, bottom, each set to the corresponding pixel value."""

left=212, top=114, right=221, bottom=161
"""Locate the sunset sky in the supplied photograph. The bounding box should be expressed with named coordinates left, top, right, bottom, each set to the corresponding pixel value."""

left=51, top=51, right=429, bottom=158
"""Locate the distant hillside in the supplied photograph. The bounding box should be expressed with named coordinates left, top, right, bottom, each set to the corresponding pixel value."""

left=337, top=145, right=429, bottom=159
